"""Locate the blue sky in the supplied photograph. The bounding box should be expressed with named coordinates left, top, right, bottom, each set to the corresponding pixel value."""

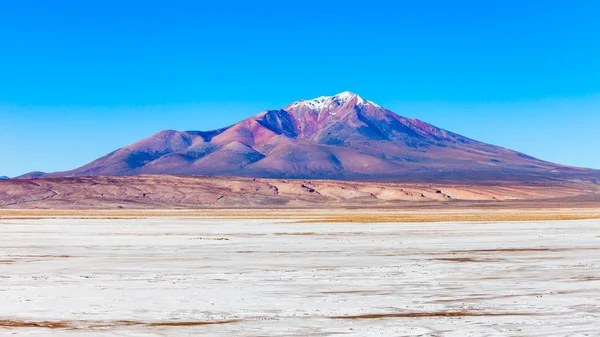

left=1, top=0, right=599, bottom=177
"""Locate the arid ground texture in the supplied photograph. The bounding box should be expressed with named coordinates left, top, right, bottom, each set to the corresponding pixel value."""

left=1, top=216, right=599, bottom=336
left=2, top=174, right=600, bottom=210
left=2, top=173, right=600, bottom=336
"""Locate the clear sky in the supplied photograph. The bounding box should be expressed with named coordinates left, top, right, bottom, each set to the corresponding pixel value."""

left=1, top=0, right=599, bottom=177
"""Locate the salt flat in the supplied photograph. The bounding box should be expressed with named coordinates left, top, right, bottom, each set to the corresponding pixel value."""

left=1, top=218, right=599, bottom=336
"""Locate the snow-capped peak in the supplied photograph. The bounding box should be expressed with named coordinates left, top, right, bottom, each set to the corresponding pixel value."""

left=334, top=91, right=359, bottom=101
left=286, top=91, right=381, bottom=115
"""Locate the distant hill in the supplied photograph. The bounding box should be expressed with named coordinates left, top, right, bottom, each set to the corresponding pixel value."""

left=19, top=172, right=45, bottom=178
left=0, top=176, right=9, bottom=180
left=21, top=92, right=600, bottom=182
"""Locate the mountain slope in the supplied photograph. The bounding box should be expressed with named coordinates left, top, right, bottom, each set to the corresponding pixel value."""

left=25, top=92, right=600, bottom=182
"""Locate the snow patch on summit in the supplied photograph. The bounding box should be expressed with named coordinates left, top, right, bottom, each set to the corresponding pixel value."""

left=287, top=91, right=381, bottom=115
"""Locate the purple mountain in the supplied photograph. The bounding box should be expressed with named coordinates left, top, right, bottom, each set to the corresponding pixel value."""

left=26, top=92, right=598, bottom=182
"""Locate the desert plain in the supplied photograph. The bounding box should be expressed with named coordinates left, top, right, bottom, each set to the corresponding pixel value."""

left=1, top=208, right=600, bottom=336
left=2, top=174, right=600, bottom=336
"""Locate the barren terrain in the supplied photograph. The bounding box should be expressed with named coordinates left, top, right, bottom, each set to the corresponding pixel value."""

left=1, top=175, right=599, bottom=210
left=1, top=217, right=599, bottom=336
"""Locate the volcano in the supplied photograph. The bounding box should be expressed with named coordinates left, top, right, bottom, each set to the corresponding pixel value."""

left=25, top=92, right=598, bottom=182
